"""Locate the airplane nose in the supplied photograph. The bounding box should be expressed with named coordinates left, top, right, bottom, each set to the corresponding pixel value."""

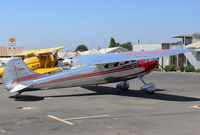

left=149, top=59, right=159, bottom=71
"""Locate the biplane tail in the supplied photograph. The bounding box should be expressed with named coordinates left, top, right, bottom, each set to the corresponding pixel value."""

left=3, top=58, right=44, bottom=92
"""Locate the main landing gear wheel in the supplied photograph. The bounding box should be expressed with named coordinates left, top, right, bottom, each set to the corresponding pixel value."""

left=139, top=76, right=156, bottom=94
left=116, top=81, right=129, bottom=91
left=15, top=92, right=22, bottom=100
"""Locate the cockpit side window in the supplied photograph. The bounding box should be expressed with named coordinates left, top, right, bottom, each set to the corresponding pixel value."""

left=131, top=60, right=137, bottom=64
left=114, top=62, right=119, bottom=67
left=124, top=61, right=129, bottom=64
left=104, top=60, right=138, bottom=69
left=104, top=62, right=119, bottom=69
left=104, top=64, right=109, bottom=68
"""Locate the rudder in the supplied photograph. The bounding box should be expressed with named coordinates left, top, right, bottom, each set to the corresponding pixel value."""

left=3, top=58, right=44, bottom=87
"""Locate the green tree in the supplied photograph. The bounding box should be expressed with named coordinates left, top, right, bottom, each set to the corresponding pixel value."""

left=109, top=37, right=132, bottom=51
left=120, top=42, right=132, bottom=51
left=75, top=44, right=88, bottom=52
left=109, top=37, right=118, bottom=48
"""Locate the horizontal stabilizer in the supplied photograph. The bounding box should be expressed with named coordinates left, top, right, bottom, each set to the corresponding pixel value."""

left=10, top=84, right=31, bottom=93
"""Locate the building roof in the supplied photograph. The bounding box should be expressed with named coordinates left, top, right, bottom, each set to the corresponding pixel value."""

left=173, top=33, right=200, bottom=38
left=187, top=41, right=200, bottom=48
left=0, top=46, right=24, bottom=56
left=62, top=47, right=129, bottom=59
left=76, top=49, right=99, bottom=56
left=58, top=51, right=77, bottom=59
left=58, top=52, right=67, bottom=58
left=0, top=57, right=13, bottom=62
left=98, top=47, right=129, bottom=53
left=132, top=43, right=162, bottom=51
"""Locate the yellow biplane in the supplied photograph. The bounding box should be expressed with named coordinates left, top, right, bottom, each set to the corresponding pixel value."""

left=0, top=46, right=65, bottom=78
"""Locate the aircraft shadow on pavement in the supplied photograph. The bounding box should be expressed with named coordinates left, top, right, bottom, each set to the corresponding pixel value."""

left=9, top=95, right=44, bottom=101
left=80, top=86, right=200, bottom=102
left=9, top=86, right=200, bottom=102
left=9, top=88, right=44, bottom=101
left=44, top=86, right=200, bottom=102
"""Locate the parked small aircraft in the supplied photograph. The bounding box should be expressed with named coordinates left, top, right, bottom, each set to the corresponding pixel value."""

left=0, top=46, right=65, bottom=78
left=2, top=48, right=191, bottom=98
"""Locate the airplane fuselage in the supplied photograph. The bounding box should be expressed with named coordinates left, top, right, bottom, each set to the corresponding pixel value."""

left=29, top=59, right=158, bottom=90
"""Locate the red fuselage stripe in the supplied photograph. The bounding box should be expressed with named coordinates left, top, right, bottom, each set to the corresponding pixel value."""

left=97, top=68, right=149, bottom=82
left=12, top=74, right=44, bottom=83
left=39, top=63, right=149, bottom=85
left=13, top=60, right=157, bottom=85
left=12, top=64, right=136, bottom=84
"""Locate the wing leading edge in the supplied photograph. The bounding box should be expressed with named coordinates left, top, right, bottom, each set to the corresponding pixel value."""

left=73, top=48, right=192, bottom=65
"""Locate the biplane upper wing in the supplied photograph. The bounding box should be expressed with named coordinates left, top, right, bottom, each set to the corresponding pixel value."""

left=16, top=50, right=38, bottom=56
left=34, top=46, right=65, bottom=54
left=16, top=46, right=65, bottom=56
left=73, top=48, right=192, bottom=65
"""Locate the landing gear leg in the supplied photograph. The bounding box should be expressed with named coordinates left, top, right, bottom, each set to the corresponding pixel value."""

left=139, top=76, right=156, bottom=94
left=15, top=92, right=22, bottom=99
left=116, top=81, right=129, bottom=91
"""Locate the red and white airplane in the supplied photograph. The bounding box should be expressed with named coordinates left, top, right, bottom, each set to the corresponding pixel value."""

left=2, top=48, right=191, bottom=98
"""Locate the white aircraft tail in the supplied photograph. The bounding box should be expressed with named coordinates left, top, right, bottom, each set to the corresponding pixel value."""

left=3, top=58, right=43, bottom=92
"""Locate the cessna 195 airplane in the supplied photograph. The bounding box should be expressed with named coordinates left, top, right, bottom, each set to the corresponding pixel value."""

left=0, top=46, right=65, bottom=78
left=2, top=48, right=191, bottom=99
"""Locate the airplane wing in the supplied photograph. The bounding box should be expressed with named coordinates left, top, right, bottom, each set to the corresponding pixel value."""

left=72, top=48, right=192, bottom=65
left=34, top=46, right=65, bottom=54
left=16, top=50, right=38, bottom=56
left=34, top=67, right=61, bottom=74
left=16, top=46, right=65, bottom=56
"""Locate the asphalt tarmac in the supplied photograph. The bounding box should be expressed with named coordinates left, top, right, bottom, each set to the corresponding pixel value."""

left=0, top=72, right=200, bottom=135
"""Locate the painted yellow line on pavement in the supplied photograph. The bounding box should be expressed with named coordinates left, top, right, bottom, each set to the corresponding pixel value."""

left=64, top=114, right=109, bottom=120
left=47, top=115, right=75, bottom=125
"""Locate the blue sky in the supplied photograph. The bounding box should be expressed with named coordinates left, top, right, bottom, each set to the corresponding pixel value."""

left=0, top=0, right=200, bottom=51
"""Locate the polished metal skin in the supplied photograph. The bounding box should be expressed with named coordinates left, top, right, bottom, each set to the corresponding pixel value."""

left=34, top=59, right=157, bottom=89
left=2, top=48, right=191, bottom=96
left=3, top=59, right=157, bottom=92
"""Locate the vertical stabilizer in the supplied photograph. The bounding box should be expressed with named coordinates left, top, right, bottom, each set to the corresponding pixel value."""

left=3, top=58, right=43, bottom=91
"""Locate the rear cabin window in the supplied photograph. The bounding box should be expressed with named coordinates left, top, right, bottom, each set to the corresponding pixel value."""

left=105, top=61, right=136, bottom=69
left=104, top=63, right=119, bottom=69
left=124, top=61, right=129, bottom=64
